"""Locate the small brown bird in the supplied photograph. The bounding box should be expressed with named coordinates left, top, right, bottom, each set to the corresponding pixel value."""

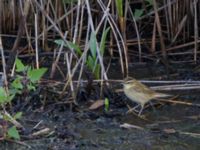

left=123, top=77, right=171, bottom=116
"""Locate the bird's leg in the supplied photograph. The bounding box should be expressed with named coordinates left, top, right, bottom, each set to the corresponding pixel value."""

left=132, top=104, right=140, bottom=111
left=149, top=101, right=156, bottom=110
left=126, top=104, right=140, bottom=114
left=138, top=105, right=144, bottom=116
left=149, top=101, right=157, bottom=114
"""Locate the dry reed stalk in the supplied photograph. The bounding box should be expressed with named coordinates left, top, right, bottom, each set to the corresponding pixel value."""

left=127, top=1, right=142, bottom=62
left=1, top=0, right=200, bottom=83
left=34, top=13, right=39, bottom=69
left=0, top=36, right=8, bottom=92
left=153, top=0, right=167, bottom=60
left=98, top=0, right=127, bottom=76
left=194, top=0, right=198, bottom=62
left=50, top=32, right=68, bottom=78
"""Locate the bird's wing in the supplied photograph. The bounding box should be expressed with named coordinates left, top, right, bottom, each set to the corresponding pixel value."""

left=135, top=80, right=170, bottom=98
left=133, top=80, right=156, bottom=95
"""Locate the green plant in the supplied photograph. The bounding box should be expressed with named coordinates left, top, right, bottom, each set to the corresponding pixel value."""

left=115, top=0, right=123, bottom=17
left=0, top=87, right=14, bottom=105
left=0, top=58, right=47, bottom=141
left=11, top=58, right=47, bottom=94
left=7, top=126, right=20, bottom=140
left=1, top=112, right=22, bottom=140
left=87, top=32, right=99, bottom=79
left=0, top=87, right=19, bottom=139
left=115, top=0, right=125, bottom=34
left=0, top=88, right=17, bottom=140
left=87, top=28, right=110, bottom=79
left=0, top=111, right=22, bottom=141
left=54, top=40, right=82, bottom=57
left=104, top=97, right=109, bottom=112
left=145, top=0, right=153, bottom=6
left=133, top=9, right=144, bottom=20
left=54, top=27, right=110, bottom=79
left=133, top=0, right=153, bottom=20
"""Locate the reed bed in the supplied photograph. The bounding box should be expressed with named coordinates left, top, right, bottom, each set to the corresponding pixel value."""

left=0, top=0, right=200, bottom=95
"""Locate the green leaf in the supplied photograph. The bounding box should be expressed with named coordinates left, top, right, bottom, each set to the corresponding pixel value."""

left=89, top=32, right=97, bottom=59
left=86, top=55, right=94, bottom=71
left=8, top=94, right=15, bottom=102
left=0, top=87, right=7, bottom=103
left=28, top=68, right=47, bottom=82
left=68, top=41, right=82, bottom=56
left=7, top=126, right=20, bottom=140
left=134, top=9, right=144, bottom=20
left=104, top=98, right=109, bottom=112
left=54, top=39, right=64, bottom=45
left=27, top=83, right=36, bottom=91
left=94, top=64, right=100, bottom=79
left=13, top=112, right=22, bottom=119
left=100, top=27, right=110, bottom=56
left=145, top=0, right=153, bottom=6
left=14, top=112, right=22, bottom=120
left=15, top=58, right=25, bottom=72
left=0, top=87, right=14, bottom=105
left=10, top=88, right=21, bottom=95
left=11, top=77, right=23, bottom=90
left=54, top=39, right=82, bottom=56
left=115, top=0, right=123, bottom=17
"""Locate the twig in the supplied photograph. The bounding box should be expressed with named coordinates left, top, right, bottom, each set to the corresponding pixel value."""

left=4, top=111, right=24, bottom=129
left=5, top=139, right=31, bottom=148
left=179, top=131, right=200, bottom=138
left=33, top=120, right=43, bottom=129
left=120, top=123, right=144, bottom=130
left=156, top=98, right=200, bottom=107
left=151, top=85, right=200, bottom=91
left=32, top=128, right=51, bottom=137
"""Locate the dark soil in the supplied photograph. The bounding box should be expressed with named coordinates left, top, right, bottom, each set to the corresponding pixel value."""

left=0, top=63, right=200, bottom=150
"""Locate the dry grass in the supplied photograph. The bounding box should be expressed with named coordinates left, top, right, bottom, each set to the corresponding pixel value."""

left=0, top=0, right=199, bottom=94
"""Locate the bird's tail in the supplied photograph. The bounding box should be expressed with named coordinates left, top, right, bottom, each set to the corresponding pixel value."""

left=154, top=92, right=171, bottom=98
